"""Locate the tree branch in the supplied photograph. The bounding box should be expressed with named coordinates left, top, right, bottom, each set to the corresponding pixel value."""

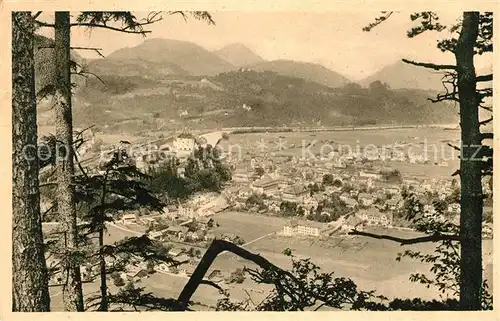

left=176, top=239, right=298, bottom=310
left=347, top=230, right=460, bottom=245
left=476, top=74, right=492, bottom=82
left=428, top=93, right=459, bottom=103
left=480, top=133, right=493, bottom=140
left=32, top=11, right=43, bottom=20
left=199, top=279, right=224, bottom=292
left=479, top=117, right=493, bottom=126
left=479, top=105, right=492, bottom=112
left=447, top=143, right=461, bottom=151
left=402, top=59, right=456, bottom=71
left=72, top=69, right=106, bottom=85
left=69, top=22, right=152, bottom=34
left=71, top=47, right=106, bottom=58
left=362, top=11, right=394, bottom=32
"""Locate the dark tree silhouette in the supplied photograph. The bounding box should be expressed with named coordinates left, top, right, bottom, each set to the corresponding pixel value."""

left=362, top=11, right=493, bottom=310
left=12, top=11, right=51, bottom=312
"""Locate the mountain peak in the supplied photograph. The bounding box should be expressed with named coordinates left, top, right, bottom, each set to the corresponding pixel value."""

left=213, top=43, right=264, bottom=67
left=104, top=38, right=234, bottom=76
left=360, top=59, right=448, bottom=91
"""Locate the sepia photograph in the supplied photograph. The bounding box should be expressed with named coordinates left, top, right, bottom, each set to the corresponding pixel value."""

left=8, top=5, right=496, bottom=314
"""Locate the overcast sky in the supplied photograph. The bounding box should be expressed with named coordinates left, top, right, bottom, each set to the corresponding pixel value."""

left=39, top=11, right=492, bottom=80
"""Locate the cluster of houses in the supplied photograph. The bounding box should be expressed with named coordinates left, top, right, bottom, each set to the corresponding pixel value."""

left=223, top=149, right=469, bottom=234
left=119, top=210, right=218, bottom=246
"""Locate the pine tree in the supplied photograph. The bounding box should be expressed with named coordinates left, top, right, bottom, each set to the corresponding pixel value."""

left=12, top=11, right=51, bottom=312
left=362, top=11, right=493, bottom=309
left=33, top=10, right=215, bottom=311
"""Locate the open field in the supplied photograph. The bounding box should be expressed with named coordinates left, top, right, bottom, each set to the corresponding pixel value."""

left=212, top=211, right=287, bottom=241
left=211, top=211, right=494, bottom=301
left=48, top=211, right=493, bottom=310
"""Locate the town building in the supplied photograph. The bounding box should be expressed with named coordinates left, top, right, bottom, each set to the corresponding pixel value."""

left=238, top=186, right=253, bottom=198
left=165, top=226, right=189, bottom=240
left=358, top=209, right=393, bottom=227
left=343, top=197, right=359, bottom=209
left=251, top=174, right=280, bottom=195
left=121, top=213, right=136, bottom=225
left=173, top=133, right=195, bottom=159
left=282, top=184, right=309, bottom=202
left=359, top=171, right=382, bottom=180
left=385, top=197, right=403, bottom=211
left=148, top=230, right=163, bottom=240
left=343, top=214, right=365, bottom=232
left=232, top=167, right=251, bottom=182
left=168, top=247, right=185, bottom=257
left=207, top=269, right=224, bottom=283
left=283, top=219, right=320, bottom=237
left=358, top=193, right=375, bottom=207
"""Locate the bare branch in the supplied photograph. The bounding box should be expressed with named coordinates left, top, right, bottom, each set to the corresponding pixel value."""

left=32, top=11, right=43, bottom=20
left=348, top=230, right=460, bottom=245
left=70, top=22, right=152, bottom=34
left=479, top=117, right=493, bottom=126
left=70, top=46, right=106, bottom=58
left=177, top=239, right=299, bottom=309
left=480, top=133, right=493, bottom=140
left=479, top=105, right=492, bottom=112
left=428, top=93, right=459, bottom=103
left=169, top=11, right=188, bottom=22
left=72, top=69, right=106, bottom=85
left=402, top=59, right=456, bottom=71
left=447, top=143, right=461, bottom=151
left=41, top=203, right=57, bottom=220
left=199, top=279, right=224, bottom=292
left=476, top=74, right=492, bottom=82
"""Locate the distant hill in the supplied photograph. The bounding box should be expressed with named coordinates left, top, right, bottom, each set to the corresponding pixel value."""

left=34, top=36, right=459, bottom=134
left=246, top=60, right=352, bottom=88
left=88, top=58, right=190, bottom=78
left=213, top=43, right=264, bottom=67
left=99, top=38, right=235, bottom=76
left=65, top=68, right=458, bottom=133
left=360, top=60, right=447, bottom=91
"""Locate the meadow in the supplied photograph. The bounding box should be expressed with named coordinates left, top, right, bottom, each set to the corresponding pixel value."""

left=48, top=211, right=493, bottom=310
left=211, top=211, right=493, bottom=301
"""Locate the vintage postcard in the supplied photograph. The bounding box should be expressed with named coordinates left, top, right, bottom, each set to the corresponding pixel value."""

left=1, top=0, right=499, bottom=320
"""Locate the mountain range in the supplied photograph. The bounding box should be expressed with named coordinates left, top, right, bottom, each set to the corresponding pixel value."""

left=34, top=36, right=465, bottom=133
left=86, top=38, right=472, bottom=92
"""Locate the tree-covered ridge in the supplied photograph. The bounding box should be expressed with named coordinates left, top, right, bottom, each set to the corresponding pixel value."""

left=68, top=69, right=457, bottom=131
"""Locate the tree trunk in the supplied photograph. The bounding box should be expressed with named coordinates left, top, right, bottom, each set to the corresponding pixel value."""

left=98, top=175, right=109, bottom=311
left=98, top=228, right=108, bottom=311
left=54, top=11, right=84, bottom=311
left=11, top=11, right=51, bottom=312
left=455, top=11, right=483, bottom=310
